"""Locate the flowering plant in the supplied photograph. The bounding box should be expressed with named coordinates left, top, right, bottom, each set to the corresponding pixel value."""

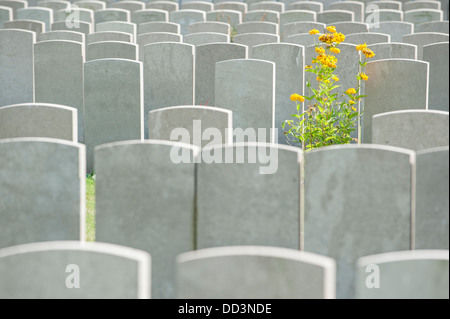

left=282, top=26, right=375, bottom=150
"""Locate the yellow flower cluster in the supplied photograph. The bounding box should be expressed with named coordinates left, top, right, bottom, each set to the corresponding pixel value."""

left=316, top=54, right=337, bottom=68
left=359, top=72, right=369, bottom=81
left=330, top=47, right=340, bottom=54
left=346, top=88, right=356, bottom=95
left=309, top=29, right=320, bottom=35
left=356, top=43, right=375, bottom=58
left=290, top=94, right=305, bottom=102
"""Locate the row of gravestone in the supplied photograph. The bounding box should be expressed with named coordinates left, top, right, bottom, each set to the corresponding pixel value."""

left=0, top=137, right=448, bottom=298
left=0, top=241, right=448, bottom=299
left=0, top=1, right=447, bottom=36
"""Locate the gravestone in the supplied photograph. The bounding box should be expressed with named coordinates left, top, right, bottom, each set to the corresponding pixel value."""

left=74, top=0, right=106, bottom=11
left=367, top=42, right=417, bottom=60
left=147, top=1, right=179, bottom=12
left=0, top=6, right=12, bottom=28
left=366, top=0, right=402, bottom=11
left=170, top=9, right=205, bottom=35
left=285, top=33, right=317, bottom=47
left=112, top=0, right=145, bottom=12
left=84, top=59, right=144, bottom=173
left=251, top=43, right=305, bottom=145
left=54, top=8, right=94, bottom=24
left=95, top=140, right=198, bottom=299
left=177, top=246, right=336, bottom=299
left=415, top=147, right=449, bottom=250
left=187, top=21, right=230, bottom=34
left=38, top=30, right=85, bottom=43
left=244, top=10, right=280, bottom=24
left=5, top=20, right=45, bottom=36
left=280, top=10, right=317, bottom=38
left=17, top=7, right=53, bottom=31
left=423, top=42, right=449, bottom=111
left=329, top=1, right=364, bottom=22
left=215, top=59, right=275, bottom=142
left=131, top=8, right=168, bottom=24
left=369, top=21, right=413, bottom=42
left=403, top=1, right=441, bottom=11
left=183, top=31, right=229, bottom=46
left=195, top=42, right=247, bottom=106
left=233, top=32, right=279, bottom=55
left=0, top=30, right=35, bottom=107
left=329, top=22, right=368, bottom=35
left=250, top=1, right=285, bottom=12
left=0, top=0, right=26, bottom=19
left=206, top=9, right=242, bottom=29
left=148, top=105, right=233, bottom=147
left=345, top=32, right=390, bottom=45
left=138, top=21, right=180, bottom=34
left=363, top=59, right=429, bottom=143
left=0, top=103, right=77, bottom=142
left=197, top=143, right=302, bottom=248
left=34, top=40, right=85, bottom=143
left=87, top=31, right=132, bottom=44
left=181, top=1, right=214, bottom=12
left=404, top=9, right=443, bottom=26
left=402, top=32, right=449, bottom=60
left=287, top=1, right=323, bottom=13
left=96, top=21, right=137, bottom=42
left=95, top=8, right=130, bottom=24
left=283, top=21, right=326, bottom=39
left=86, top=41, right=138, bottom=60
left=416, top=21, right=449, bottom=34
left=138, top=33, right=182, bottom=60
left=236, top=21, right=279, bottom=35
left=317, top=10, right=354, bottom=24
left=0, top=241, right=151, bottom=299
left=366, top=9, right=403, bottom=22
left=356, top=250, right=449, bottom=299
left=143, top=42, right=194, bottom=137
left=52, top=21, right=93, bottom=36
left=304, top=144, right=414, bottom=299
left=214, top=1, right=247, bottom=15
left=0, top=138, right=85, bottom=248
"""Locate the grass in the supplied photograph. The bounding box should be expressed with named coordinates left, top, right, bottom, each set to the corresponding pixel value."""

left=86, top=176, right=96, bottom=242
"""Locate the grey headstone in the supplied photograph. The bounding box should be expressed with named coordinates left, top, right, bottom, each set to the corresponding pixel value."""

left=423, top=42, right=449, bottom=111
left=38, top=30, right=85, bottom=43
left=283, top=21, right=326, bottom=39
left=329, top=21, right=369, bottom=35
left=367, top=42, right=417, bottom=60
left=183, top=31, right=229, bottom=46
left=215, top=59, right=276, bottom=142
left=250, top=1, right=285, bottom=12
left=233, top=32, right=279, bottom=55
left=187, top=21, right=230, bottom=34
left=181, top=1, right=214, bottom=12
left=317, top=10, right=355, bottom=24
left=86, top=41, right=138, bottom=60
left=138, top=21, right=180, bottom=34
left=0, top=29, right=35, bottom=107
left=369, top=21, right=414, bottom=42
left=52, top=21, right=93, bottom=36
left=365, top=9, right=403, bottom=22
left=236, top=21, right=279, bottom=35
left=366, top=0, right=402, bottom=11
left=363, top=59, right=429, bottom=143
left=404, top=9, right=443, bottom=26
left=170, top=9, right=205, bottom=35
left=96, top=21, right=137, bottom=42
left=251, top=43, right=305, bottom=145
left=38, top=1, right=69, bottom=13
left=95, top=8, right=130, bottom=24
left=0, top=0, right=26, bottom=19
left=147, top=1, right=179, bottom=12
left=195, top=42, right=247, bottom=106
left=197, top=143, right=302, bottom=248
left=285, top=33, right=318, bottom=47
left=329, top=1, right=364, bottom=22
left=280, top=10, right=317, bottom=36
left=17, top=7, right=52, bottom=31
left=5, top=19, right=45, bottom=35
left=0, top=138, right=85, bottom=248
left=143, top=42, right=194, bottom=137
left=206, top=9, right=242, bottom=30
left=404, top=1, right=441, bottom=11
left=177, top=246, right=336, bottom=299
left=0, top=241, right=151, bottom=299
left=84, top=59, right=144, bottom=173
left=415, top=147, right=449, bottom=250
left=0, top=6, right=12, bottom=28
left=87, top=31, right=132, bottom=44
left=372, top=110, right=449, bottom=150
left=244, top=9, right=280, bottom=24
left=287, top=1, right=323, bottom=13
left=95, top=140, right=198, bottom=299
left=345, top=32, right=390, bottom=45
left=0, top=103, right=77, bottom=142
left=402, top=32, right=449, bottom=60
left=74, top=0, right=106, bottom=11
left=416, top=21, right=449, bottom=34
left=148, top=105, right=233, bottom=147
left=111, top=0, right=145, bottom=12
left=304, top=144, right=414, bottom=299
left=131, top=8, right=168, bottom=24
left=214, top=1, right=248, bottom=15
left=356, top=250, right=449, bottom=299
left=34, top=40, right=85, bottom=143
left=54, top=7, right=94, bottom=24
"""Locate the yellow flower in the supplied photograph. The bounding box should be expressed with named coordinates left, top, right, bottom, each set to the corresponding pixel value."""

left=305, top=65, right=312, bottom=69
left=315, top=46, right=325, bottom=54
left=333, top=32, right=345, bottom=43
left=309, top=28, right=320, bottom=35
left=362, top=48, right=375, bottom=58
left=327, top=26, right=336, bottom=33
left=349, top=100, right=355, bottom=105
left=290, top=94, right=305, bottom=102
left=351, top=106, right=357, bottom=112
left=330, top=47, right=340, bottom=54
left=317, top=76, right=322, bottom=82
left=332, top=76, right=339, bottom=81
left=359, top=72, right=369, bottom=81
left=319, top=34, right=334, bottom=44
left=324, top=80, right=330, bottom=83
left=356, top=43, right=367, bottom=51
left=346, top=88, right=356, bottom=95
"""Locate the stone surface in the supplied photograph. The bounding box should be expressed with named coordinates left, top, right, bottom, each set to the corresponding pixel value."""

left=415, top=147, right=449, bottom=250
left=96, top=21, right=137, bottom=42
left=0, top=0, right=26, bottom=18
left=0, top=29, right=35, bottom=107
left=148, top=105, right=233, bottom=148
left=367, top=9, right=403, bottom=22
left=366, top=0, right=402, bottom=10
left=280, top=10, right=317, bottom=36
left=147, top=1, right=179, bottom=12
left=0, top=6, right=12, bottom=28
left=54, top=7, right=94, bottom=24
left=287, top=1, right=323, bottom=13
left=345, top=32, right=390, bottom=45
left=244, top=10, right=280, bottom=24
left=317, top=10, right=355, bottom=24
left=369, top=21, right=413, bottom=42
left=52, top=21, right=93, bottom=36
left=195, top=42, right=247, bottom=106
left=34, top=40, right=85, bottom=143
left=95, top=8, right=130, bottom=24
left=214, top=1, right=247, bottom=15
left=363, top=59, right=429, bottom=143
left=177, top=246, right=336, bottom=299
left=170, top=9, right=205, bottom=35
left=187, top=21, right=230, bottom=34
left=283, top=21, right=326, bottom=39
left=38, top=30, right=85, bottom=43
left=329, top=1, right=364, bottom=22
left=0, top=138, right=85, bottom=248
left=233, top=32, right=279, bottom=55
left=423, top=41, right=449, bottom=111
left=95, top=140, right=198, bottom=299
left=131, top=8, right=168, bottom=24
left=356, top=250, right=449, bottom=299
left=285, top=33, right=318, bottom=47
left=250, top=1, right=285, bottom=12
left=372, top=110, right=449, bottom=151
left=87, top=31, right=132, bottom=44
left=329, top=21, right=369, bottom=35
left=304, top=144, right=414, bottom=299
left=86, top=41, right=138, bottom=60
left=236, top=21, right=278, bottom=35
left=404, top=1, right=442, bottom=11
left=251, top=43, right=305, bottom=145
left=5, top=19, right=45, bottom=35
left=404, top=9, right=443, bottom=26
left=112, top=0, right=145, bottom=12
left=206, top=9, right=242, bottom=29
left=84, top=59, right=144, bottom=173
left=0, top=103, right=77, bottom=142
left=0, top=241, right=151, bottom=299
left=138, top=21, right=180, bottom=34
left=74, top=0, right=106, bottom=11
left=197, top=143, right=302, bottom=248
left=181, top=1, right=213, bottom=12
left=17, top=7, right=52, bottom=31
left=215, top=59, right=275, bottom=142
left=402, top=32, right=449, bottom=60
left=183, top=31, right=229, bottom=46
left=416, top=21, right=449, bottom=34
left=367, top=42, right=417, bottom=60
